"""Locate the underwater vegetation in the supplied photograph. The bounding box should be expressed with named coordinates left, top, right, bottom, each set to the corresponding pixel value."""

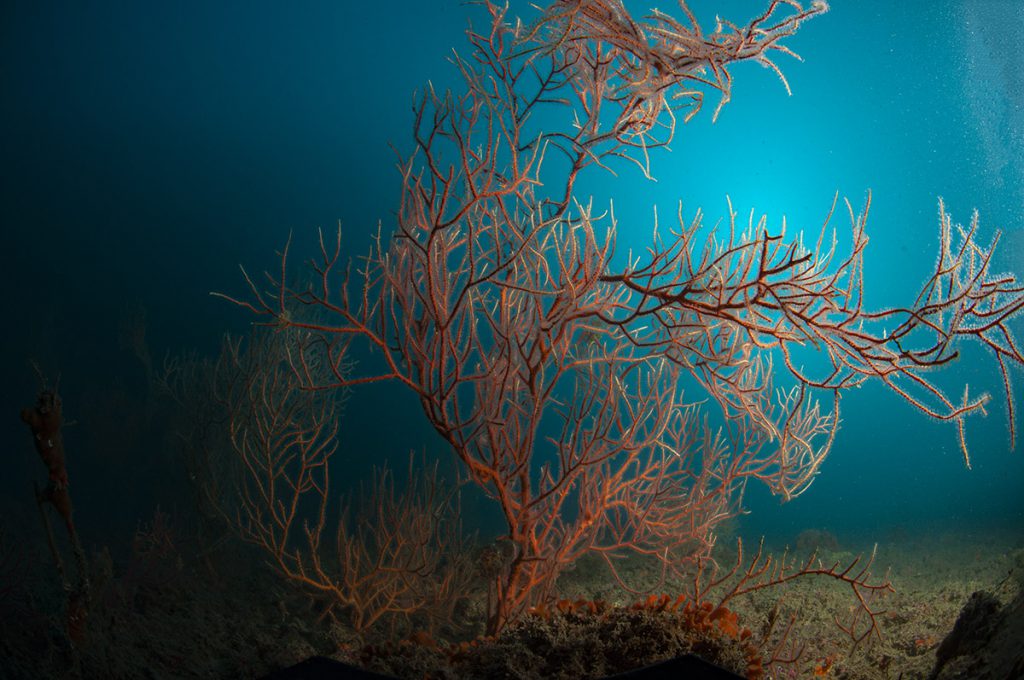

left=9, top=1, right=1023, bottom=678
left=221, top=0, right=1021, bottom=640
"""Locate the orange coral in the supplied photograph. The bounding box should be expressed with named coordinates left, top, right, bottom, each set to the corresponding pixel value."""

left=914, top=635, right=937, bottom=650
left=813, top=654, right=837, bottom=676
left=628, top=594, right=763, bottom=679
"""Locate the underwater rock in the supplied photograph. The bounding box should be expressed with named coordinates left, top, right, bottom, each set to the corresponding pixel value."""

left=350, top=596, right=760, bottom=679
left=929, top=589, right=1024, bottom=679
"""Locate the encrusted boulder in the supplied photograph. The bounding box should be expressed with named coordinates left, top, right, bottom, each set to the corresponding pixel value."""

left=929, top=589, right=1024, bottom=679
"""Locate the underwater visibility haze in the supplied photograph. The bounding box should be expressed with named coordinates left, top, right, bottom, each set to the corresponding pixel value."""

left=2, top=1, right=1023, bottom=678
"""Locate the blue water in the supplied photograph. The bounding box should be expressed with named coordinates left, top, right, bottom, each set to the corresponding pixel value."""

left=2, top=0, right=1021, bottom=565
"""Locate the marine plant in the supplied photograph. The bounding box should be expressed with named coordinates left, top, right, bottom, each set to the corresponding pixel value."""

left=219, top=0, right=1024, bottom=640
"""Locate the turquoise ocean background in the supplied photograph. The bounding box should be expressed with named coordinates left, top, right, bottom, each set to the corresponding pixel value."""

left=2, top=0, right=1021, bottom=552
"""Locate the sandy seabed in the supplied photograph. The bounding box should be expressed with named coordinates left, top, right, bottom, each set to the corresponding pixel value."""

left=1, top=523, right=1021, bottom=679
left=711, top=528, right=1024, bottom=679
